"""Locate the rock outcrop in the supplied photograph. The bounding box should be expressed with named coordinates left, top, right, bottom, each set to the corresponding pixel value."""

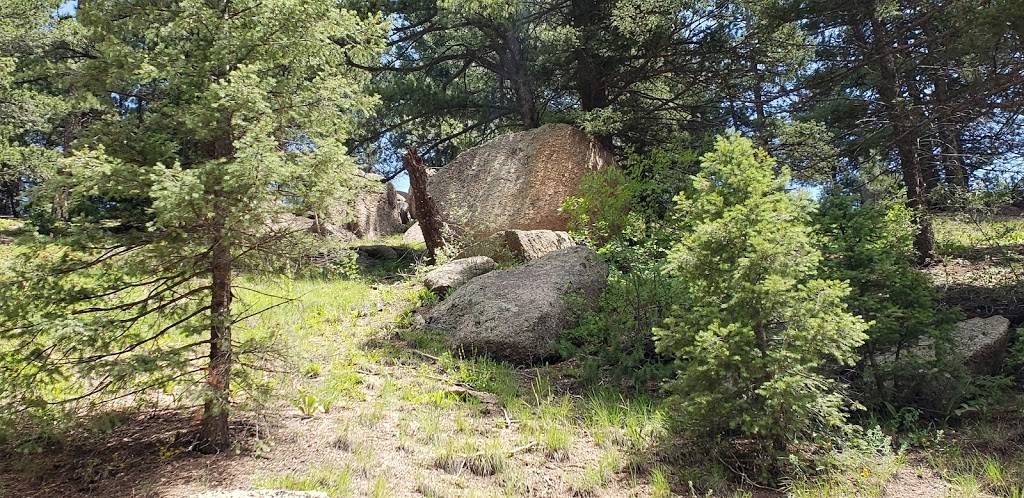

left=423, top=256, right=496, bottom=294
left=269, top=213, right=357, bottom=242
left=425, top=246, right=607, bottom=363
left=876, top=315, right=1012, bottom=375
left=426, top=124, right=614, bottom=241
left=325, top=173, right=406, bottom=240
left=459, top=229, right=576, bottom=263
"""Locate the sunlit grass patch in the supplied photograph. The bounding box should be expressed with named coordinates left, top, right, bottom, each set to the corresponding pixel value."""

left=569, top=448, right=623, bottom=496
left=928, top=450, right=1024, bottom=498
left=369, top=474, right=391, bottom=498
left=433, top=436, right=508, bottom=476
left=255, top=465, right=355, bottom=497
left=440, top=354, right=522, bottom=402
left=512, top=376, right=578, bottom=461
left=934, top=215, right=1024, bottom=257
left=583, top=390, right=667, bottom=452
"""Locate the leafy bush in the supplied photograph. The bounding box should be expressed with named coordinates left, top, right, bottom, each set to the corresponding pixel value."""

left=654, top=135, right=868, bottom=476
left=560, top=149, right=693, bottom=388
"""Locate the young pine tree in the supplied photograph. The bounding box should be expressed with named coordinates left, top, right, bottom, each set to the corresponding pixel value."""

left=654, top=135, right=868, bottom=465
left=0, top=0, right=384, bottom=451
left=814, top=192, right=957, bottom=412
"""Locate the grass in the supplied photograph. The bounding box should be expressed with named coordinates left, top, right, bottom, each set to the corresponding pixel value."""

left=934, top=214, right=1024, bottom=258
left=512, top=377, right=577, bottom=460
left=433, top=437, right=508, bottom=476
left=926, top=440, right=1024, bottom=498
left=4, top=213, right=1023, bottom=497
left=256, top=465, right=355, bottom=497
left=569, top=448, right=623, bottom=496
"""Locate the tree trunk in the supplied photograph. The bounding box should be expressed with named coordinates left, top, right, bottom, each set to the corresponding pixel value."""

left=859, top=16, right=935, bottom=261
left=404, top=150, right=445, bottom=263
left=502, top=27, right=540, bottom=129
left=199, top=118, right=235, bottom=452
left=932, top=74, right=968, bottom=189
left=570, top=0, right=612, bottom=148
left=200, top=220, right=233, bottom=452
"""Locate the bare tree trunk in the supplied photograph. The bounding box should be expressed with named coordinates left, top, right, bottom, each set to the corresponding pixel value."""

left=570, top=0, right=612, bottom=148
left=200, top=217, right=232, bottom=452
left=404, top=150, right=444, bottom=264
left=501, top=27, right=540, bottom=129
left=933, top=75, right=968, bottom=189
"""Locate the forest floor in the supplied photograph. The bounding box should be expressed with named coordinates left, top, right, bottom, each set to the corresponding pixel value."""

left=1, top=216, right=1023, bottom=498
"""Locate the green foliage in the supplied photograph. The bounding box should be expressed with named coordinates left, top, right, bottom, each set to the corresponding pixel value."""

left=786, top=426, right=904, bottom=497
left=0, top=0, right=387, bottom=447
left=814, top=192, right=960, bottom=412
left=291, top=388, right=324, bottom=417
left=655, top=135, right=869, bottom=474
left=561, top=147, right=698, bottom=388
left=563, top=167, right=636, bottom=246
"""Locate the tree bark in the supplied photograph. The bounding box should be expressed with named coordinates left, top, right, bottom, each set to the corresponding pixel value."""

left=932, top=74, right=968, bottom=189
left=570, top=0, right=612, bottom=148
left=200, top=217, right=233, bottom=452
left=404, top=150, right=445, bottom=264
left=500, top=26, right=540, bottom=129
left=199, top=119, right=235, bottom=452
left=857, top=15, right=935, bottom=261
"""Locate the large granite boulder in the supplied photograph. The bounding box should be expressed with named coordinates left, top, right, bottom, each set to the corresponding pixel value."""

left=325, top=173, right=406, bottom=240
left=459, top=229, right=576, bottom=263
left=423, top=256, right=496, bottom=294
left=427, top=124, right=614, bottom=241
left=269, top=213, right=357, bottom=242
left=425, top=246, right=607, bottom=363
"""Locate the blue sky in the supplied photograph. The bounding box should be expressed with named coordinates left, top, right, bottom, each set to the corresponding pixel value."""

left=391, top=172, right=410, bottom=192
left=56, top=0, right=76, bottom=16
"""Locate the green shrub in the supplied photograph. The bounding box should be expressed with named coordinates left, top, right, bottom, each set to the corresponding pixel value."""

left=814, top=192, right=962, bottom=413
left=560, top=150, right=692, bottom=388
left=655, top=135, right=868, bottom=477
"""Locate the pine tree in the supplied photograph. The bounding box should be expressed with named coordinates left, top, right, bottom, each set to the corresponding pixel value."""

left=655, top=135, right=868, bottom=464
left=1, top=0, right=385, bottom=451
left=0, top=0, right=68, bottom=216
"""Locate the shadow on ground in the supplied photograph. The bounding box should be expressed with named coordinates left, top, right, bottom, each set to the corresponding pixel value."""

left=0, top=410, right=259, bottom=497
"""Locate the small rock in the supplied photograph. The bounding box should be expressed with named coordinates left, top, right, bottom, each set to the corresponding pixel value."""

left=504, top=229, right=575, bottom=261
left=356, top=244, right=398, bottom=261
left=953, top=315, right=1011, bottom=374
left=423, top=256, right=496, bottom=294
left=403, top=222, right=425, bottom=244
